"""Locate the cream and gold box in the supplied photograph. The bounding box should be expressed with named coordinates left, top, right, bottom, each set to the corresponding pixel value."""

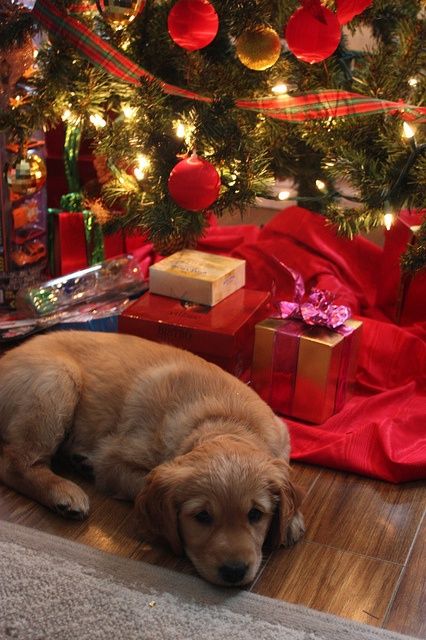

left=149, top=249, right=246, bottom=306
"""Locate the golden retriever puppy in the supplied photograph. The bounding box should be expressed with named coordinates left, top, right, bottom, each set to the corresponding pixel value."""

left=0, top=331, right=304, bottom=585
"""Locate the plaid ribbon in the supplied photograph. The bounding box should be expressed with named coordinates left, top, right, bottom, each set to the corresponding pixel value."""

left=32, top=0, right=426, bottom=124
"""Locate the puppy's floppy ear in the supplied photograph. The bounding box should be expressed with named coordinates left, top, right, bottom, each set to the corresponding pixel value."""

left=134, top=460, right=189, bottom=556
left=264, top=459, right=304, bottom=550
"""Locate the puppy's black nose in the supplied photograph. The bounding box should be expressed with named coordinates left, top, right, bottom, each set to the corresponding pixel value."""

left=218, top=563, right=248, bottom=584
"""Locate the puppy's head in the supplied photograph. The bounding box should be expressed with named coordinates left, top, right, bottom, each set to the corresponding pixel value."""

left=134, top=435, right=302, bottom=586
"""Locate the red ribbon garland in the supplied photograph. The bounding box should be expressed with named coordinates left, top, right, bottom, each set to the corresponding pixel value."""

left=32, top=0, right=426, bottom=124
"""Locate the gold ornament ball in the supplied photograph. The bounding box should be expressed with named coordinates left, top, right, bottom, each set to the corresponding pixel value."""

left=236, top=26, right=281, bottom=71
left=95, top=0, right=145, bottom=28
left=7, top=153, right=47, bottom=197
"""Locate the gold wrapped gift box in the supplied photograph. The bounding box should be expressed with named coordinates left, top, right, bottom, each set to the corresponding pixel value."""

left=251, top=317, right=363, bottom=424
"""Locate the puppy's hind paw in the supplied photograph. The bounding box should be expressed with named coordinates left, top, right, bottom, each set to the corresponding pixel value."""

left=285, top=511, right=305, bottom=547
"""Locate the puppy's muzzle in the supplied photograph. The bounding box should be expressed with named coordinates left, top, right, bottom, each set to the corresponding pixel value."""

left=218, top=562, right=248, bottom=584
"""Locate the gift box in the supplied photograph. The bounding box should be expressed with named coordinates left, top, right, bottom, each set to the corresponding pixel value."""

left=55, top=315, right=119, bottom=333
left=0, top=131, right=48, bottom=310
left=48, top=209, right=129, bottom=277
left=118, top=288, right=271, bottom=380
left=376, top=210, right=426, bottom=325
left=251, top=316, right=362, bottom=424
left=149, top=249, right=246, bottom=306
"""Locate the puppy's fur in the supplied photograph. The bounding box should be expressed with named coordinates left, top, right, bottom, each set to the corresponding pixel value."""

left=0, top=331, right=304, bottom=585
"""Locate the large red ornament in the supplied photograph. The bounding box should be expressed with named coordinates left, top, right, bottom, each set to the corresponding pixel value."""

left=336, top=0, right=372, bottom=25
left=168, top=0, right=219, bottom=51
left=285, top=2, right=341, bottom=64
left=168, top=155, right=221, bottom=211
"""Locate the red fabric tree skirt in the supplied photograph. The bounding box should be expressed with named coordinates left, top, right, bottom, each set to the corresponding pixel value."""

left=131, top=207, right=426, bottom=483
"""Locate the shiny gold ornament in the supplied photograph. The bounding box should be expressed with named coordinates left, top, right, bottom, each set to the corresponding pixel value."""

left=7, top=152, right=47, bottom=197
left=95, top=0, right=145, bottom=28
left=235, top=26, right=281, bottom=71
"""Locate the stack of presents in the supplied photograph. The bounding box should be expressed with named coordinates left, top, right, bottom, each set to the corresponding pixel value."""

left=0, top=131, right=425, bottom=472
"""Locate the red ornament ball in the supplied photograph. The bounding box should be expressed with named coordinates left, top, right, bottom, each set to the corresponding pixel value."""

left=168, top=156, right=221, bottom=211
left=285, top=3, right=341, bottom=63
left=168, top=0, right=219, bottom=51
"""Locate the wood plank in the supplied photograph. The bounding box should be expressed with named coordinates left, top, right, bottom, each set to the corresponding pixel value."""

left=384, top=513, right=426, bottom=639
left=252, top=539, right=402, bottom=626
left=290, top=462, right=322, bottom=495
left=131, top=541, right=197, bottom=576
left=74, top=496, right=141, bottom=557
left=302, top=470, right=425, bottom=563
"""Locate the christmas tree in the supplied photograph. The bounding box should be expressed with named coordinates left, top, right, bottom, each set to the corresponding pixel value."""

left=1, top=0, right=425, bottom=267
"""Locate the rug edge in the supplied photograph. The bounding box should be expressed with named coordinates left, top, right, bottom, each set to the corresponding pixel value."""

left=0, top=520, right=417, bottom=640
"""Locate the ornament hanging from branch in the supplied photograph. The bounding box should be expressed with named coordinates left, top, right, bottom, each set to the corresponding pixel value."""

left=285, top=0, right=372, bottom=64
left=95, top=0, right=145, bottom=29
left=168, top=0, right=219, bottom=51
left=168, top=154, right=221, bottom=211
left=7, top=151, right=47, bottom=197
left=236, top=26, right=281, bottom=71
left=335, top=0, right=373, bottom=25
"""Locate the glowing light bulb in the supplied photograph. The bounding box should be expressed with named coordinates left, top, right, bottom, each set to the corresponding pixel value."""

left=272, top=83, right=288, bottom=95
left=315, top=179, right=326, bottom=192
left=278, top=190, right=290, bottom=200
left=383, top=212, right=394, bottom=230
left=134, top=153, right=150, bottom=180
left=89, top=114, right=106, bottom=128
left=176, top=122, right=186, bottom=138
left=136, top=154, right=150, bottom=170
left=122, top=104, right=136, bottom=119
left=408, top=77, right=418, bottom=87
left=134, top=167, right=145, bottom=181
left=402, top=122, right=415, bottom=139
left=62, top=108, right=72, bottom=121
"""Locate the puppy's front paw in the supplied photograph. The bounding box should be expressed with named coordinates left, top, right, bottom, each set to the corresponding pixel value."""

left=50, top=480, right=90, bottom=520
left=285, top=511, right=305, bottom=547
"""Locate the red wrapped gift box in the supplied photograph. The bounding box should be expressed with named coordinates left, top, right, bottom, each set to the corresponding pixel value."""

left=49, top=211, right=129, bottom=277
left=118, top=288, right=271, bottom=380
left=376, top=210, right=426, bottom=325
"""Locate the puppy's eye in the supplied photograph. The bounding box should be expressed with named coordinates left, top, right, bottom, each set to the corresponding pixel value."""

left=194, top=510, right=213, bottom=525
left=248, top=508, right=263, bottom=524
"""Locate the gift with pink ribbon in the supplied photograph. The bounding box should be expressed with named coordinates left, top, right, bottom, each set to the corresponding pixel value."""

left=251, top=268, right=363, bottom=424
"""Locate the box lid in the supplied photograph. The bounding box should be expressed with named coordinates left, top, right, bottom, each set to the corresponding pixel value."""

left=149, top=250, right=245, bottom=283
left=119, top=288, right=271, bottom=357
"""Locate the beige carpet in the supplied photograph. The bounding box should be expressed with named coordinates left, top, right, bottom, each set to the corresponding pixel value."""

left=0, top=521, right=414, bottom=640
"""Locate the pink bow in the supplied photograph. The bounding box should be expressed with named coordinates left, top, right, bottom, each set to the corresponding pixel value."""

left=278, top=288, right=352, bottom=331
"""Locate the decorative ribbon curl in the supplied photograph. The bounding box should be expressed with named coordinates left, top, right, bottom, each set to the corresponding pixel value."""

left=32, top=0, right=426, bottom=124
left=271, top=262, right=353, bottom=334
left=278, top=288, right=352, bottom=333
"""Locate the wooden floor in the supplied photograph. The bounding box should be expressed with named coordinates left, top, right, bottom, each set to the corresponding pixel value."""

left=0, top=460, right=424, bottom=638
